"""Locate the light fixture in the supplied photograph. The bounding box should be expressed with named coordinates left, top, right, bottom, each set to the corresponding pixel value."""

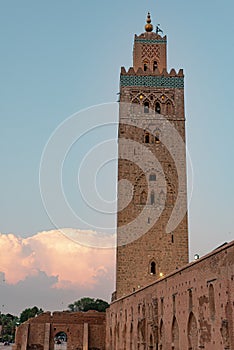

left=159, top=272, right=164, bottom=277
left=139, top=94, right=144, bottom=100
left=194, top=254, right=199, bottom=260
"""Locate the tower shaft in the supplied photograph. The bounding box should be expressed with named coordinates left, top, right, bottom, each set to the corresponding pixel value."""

left=115, top=14, right=189, bottom=299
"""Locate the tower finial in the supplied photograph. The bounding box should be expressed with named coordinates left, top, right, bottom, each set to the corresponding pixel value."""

left=145, top=12, right=153, bottom=32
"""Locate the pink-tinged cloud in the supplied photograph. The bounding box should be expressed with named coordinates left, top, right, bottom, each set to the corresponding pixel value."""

left=0, top=230, right=115, bottom=291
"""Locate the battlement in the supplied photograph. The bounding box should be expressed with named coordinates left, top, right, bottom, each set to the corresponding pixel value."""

left=121, top=66, right=183, bottom=77
left=135, top=32, right=167, bottom=44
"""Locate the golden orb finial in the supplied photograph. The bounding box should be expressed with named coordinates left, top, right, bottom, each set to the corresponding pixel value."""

left=145, top=12, right=153, bottom=32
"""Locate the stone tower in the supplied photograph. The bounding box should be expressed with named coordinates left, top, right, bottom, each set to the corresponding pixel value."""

left=115, top=13, right=189, bottom=299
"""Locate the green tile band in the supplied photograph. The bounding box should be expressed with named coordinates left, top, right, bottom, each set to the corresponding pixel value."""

left=135, top=38, right=167, bottom=44
left=120, top=75, right=184, bottom=89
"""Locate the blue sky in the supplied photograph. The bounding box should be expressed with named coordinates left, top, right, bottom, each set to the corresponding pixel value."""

left=1, top=0, right=234, bottom=252
left=0, top=0, right=234, bottom=313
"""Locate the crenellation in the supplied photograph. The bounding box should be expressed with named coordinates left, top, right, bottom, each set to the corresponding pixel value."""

left=120, top=66, right=184, bottom=77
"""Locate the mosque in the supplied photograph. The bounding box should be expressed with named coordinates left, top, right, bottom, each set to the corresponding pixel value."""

left=14, top=13, right=234, bottom=350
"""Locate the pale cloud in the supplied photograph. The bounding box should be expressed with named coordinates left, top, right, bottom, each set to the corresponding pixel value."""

left=0, top=233, right=37, bottom=283
left=0, top=229, right=115, bottom=293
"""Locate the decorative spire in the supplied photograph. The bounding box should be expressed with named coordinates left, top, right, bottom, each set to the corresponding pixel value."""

left=145, top=12, right=153, bottom=32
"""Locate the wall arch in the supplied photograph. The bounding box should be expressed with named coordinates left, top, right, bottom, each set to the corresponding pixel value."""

left=187, top=312, right=198, bottom=350
left=171, top=316, right=179, bottom=350
left=54, top=331, right=67, bottom=350
left=159, top=319, right=165, bottom=349
left=149, top=333, right=154, bottom=349
left=166, top=100, right=174, bottom=115
left=130, top=323, right=133, bottom=350
left=209, top=284, right=216, bottom=320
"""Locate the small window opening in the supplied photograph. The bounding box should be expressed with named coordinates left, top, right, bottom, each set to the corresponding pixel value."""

left=150, top=191, right=155, bottom=205
left=171, top=234, right=174, bottom=243
left=149, top=174, right=156, bottom=181
left=153, top=61, right=158, bottom=71
left=144, top=63, right=148, bottom=71
left=144, top=101, right=149, bottom=114
left=155, top=102, right=161, bottom=114
left=155, top=135, right=160, bottom=144
left=150, top=261, right=156, bottom=275
left=145, top=133, right=150, bottom=143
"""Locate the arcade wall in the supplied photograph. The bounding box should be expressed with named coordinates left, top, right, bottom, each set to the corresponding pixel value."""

left=106, top=240, right=234, bottom=349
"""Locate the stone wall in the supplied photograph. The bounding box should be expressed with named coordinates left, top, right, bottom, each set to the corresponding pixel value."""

left=106, top=240, right=234, bottom=349
left=14, top=311, right=106, bottom=350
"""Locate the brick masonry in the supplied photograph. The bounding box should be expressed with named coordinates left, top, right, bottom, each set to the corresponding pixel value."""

left=13, top=311, right=106, bottom=350
left=107, top=241, right=234, bottom=349
left=116, top=22, right=188, bottom=300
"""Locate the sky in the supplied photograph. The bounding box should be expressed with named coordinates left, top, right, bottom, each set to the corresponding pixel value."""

left=0, top=0, right=234, bottom=315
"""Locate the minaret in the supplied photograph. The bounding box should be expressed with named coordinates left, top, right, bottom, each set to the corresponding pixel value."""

left=115, top=13, right=189, bottom=299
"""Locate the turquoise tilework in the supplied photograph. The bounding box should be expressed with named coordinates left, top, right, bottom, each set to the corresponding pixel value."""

left=135, top=38, right=167, bottom=44
left=120, top=75, right=184, bottom=89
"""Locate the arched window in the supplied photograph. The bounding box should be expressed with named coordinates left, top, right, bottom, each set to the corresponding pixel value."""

left=150, top=191, right=155, bottom=205
left=140, top=190, right=147, bottom=204
left=145, top=133, right=150, bottom=143
left=155, top=135, right=160, bottom=144
left=144, top=101, right=149, bottom=113
left=150, top=261, right=156, bottom=275
left=155, top=102, right=161, bottom=114
left=149, top=174, right=156, bottom=181
left=153, top=61, right=158, bottom=71
left=166, top=101, right=173, bottom=115
left=143, top=60, right=149, bottom=72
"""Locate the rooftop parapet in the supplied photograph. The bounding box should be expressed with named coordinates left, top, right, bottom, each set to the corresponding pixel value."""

left=120, top=67, right=184, bottom=89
